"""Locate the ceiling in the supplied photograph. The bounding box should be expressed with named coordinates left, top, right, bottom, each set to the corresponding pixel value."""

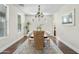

left=16, top=4, right=64, bottom=15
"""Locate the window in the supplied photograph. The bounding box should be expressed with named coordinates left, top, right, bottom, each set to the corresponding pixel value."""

left=0, top=5, right=7, bottom=37
left=17, top=14, right=21, bottom=32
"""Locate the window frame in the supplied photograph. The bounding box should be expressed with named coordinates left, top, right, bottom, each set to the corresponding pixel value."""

left=0, top=5, right=9, bottom=39
left=17, top=13, right=22, bottom=33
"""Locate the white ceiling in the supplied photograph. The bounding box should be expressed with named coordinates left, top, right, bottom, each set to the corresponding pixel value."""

left=16, top=4, right=64, bottom=15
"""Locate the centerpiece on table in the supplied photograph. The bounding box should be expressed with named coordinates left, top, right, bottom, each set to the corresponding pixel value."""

left=37, top=24, right=43, bottom=31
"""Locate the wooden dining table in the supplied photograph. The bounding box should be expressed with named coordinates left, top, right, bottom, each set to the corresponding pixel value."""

left=28, top=31, right=50, bottom=50
left=33, top=31, right=45, bottom=50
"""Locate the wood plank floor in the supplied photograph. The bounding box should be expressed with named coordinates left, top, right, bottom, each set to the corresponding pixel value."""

left=0, top=36, right=78, bottom=54
left=13, top=38, right=63, bottom=54
left=0, top=36, right=27, bottom=54
left=49, top=36, right=77, bottom=54
left=58, top=40, right=77, bottom=54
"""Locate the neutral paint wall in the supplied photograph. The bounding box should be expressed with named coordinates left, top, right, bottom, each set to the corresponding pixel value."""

left=54, top=4, right=79, bottom=53
left=0, top=5, right=25, bottom=52
left=25, top=15, right=54, bottom=35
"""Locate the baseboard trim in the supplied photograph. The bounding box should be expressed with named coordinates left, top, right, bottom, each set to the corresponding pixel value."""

left=56, top=36, right=79, bottom=53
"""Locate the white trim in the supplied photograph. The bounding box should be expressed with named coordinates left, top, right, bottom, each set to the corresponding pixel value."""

left=6, top=5, right=9, bottom=37
left=0, top=35, right=24, bottom=53
left=56, top=36, right=79, bottom=53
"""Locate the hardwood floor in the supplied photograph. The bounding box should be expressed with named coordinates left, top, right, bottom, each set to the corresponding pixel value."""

left=50, top=36, right=77, bottom=54
left=58, top=40, right=77, bottom=54
left=0, top=36, right=78, bottom=54
left=0, top=36, right=27, bottom=54
left=13, top=38, right=63, bottom=54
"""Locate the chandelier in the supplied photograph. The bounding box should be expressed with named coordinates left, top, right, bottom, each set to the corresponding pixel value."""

left=35, top=5, right=44, bottom=18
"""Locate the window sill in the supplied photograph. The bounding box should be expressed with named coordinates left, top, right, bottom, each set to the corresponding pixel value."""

left=0, top=36, right=7, bottom=40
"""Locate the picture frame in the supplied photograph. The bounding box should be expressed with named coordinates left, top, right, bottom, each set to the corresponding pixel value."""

left=62, top=8, right=75, bottom=26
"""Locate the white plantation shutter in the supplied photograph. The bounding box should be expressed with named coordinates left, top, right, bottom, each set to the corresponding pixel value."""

left=0, top=5, right=7, bottom=37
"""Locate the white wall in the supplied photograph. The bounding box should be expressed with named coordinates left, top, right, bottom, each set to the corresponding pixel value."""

left=25, top=15, right=54, bottom=35
left=0, top=4, right=25, bottom=52
left=54, top=4, right=79, bottom=53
